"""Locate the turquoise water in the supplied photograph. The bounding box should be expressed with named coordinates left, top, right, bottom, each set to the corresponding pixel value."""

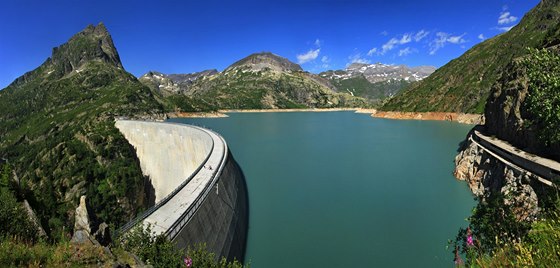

left=169, top=111, right=475, bottom=267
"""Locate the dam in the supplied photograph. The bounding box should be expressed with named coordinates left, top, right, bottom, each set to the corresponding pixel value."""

left=115, top=120, right=248, bottom=261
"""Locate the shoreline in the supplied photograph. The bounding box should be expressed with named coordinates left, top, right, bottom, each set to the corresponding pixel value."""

left=166, top=108, right=484, bottom=124
left=168, top=108, right=376, bottom=118
left=371, top=111, right=484, bottom=124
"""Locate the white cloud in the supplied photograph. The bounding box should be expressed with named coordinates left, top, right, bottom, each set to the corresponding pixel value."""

left=414, top=30, right=429, bottom=42
left=380, top=30, right=388, bottom=36
left=398, top=47, right=415, bottom=57
left=400, top=34, right=412, bottom=44
left=320, top=56, right=330, bottom=68
left=429, top=32, right=467, bottom=55
left=497, top=26, right=514, bottom=32
left=314, top=39, right=322, bottom=47
left=297, top=48, right=320, bottom=64
left=447, top=33, right=467, bottom=44
left=380, top=31, right=428, bottom=55
left=347, top=53, right=370, bottom=66
left=478, top=34, right=485, bottom=40
left=367, top=47, right=377, bottom=56
left=381, top=38, right=399, bottom=54
left=498, top=11, right=518, bottom=25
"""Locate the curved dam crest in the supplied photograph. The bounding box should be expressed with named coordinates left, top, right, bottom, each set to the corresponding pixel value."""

left=115, top=120, right=248, bottom=261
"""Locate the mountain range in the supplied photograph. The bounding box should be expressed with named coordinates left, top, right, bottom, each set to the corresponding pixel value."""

left=140, top=52, right=370, bottom=110
left=319, top=63, right=435, bottom=103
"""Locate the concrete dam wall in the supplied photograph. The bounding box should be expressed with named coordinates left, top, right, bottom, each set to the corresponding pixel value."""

left=115, top=120, right=248, bottom=262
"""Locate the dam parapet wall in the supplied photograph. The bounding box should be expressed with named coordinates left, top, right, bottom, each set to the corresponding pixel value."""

left=115, top=120, right=248, bottom=262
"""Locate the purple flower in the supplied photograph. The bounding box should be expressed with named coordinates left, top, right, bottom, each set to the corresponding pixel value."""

left=184, top=257, right=193, bottom=267
left=466, top=226, right=474, bottom=247
left=467, top=235, right=474, bottom=246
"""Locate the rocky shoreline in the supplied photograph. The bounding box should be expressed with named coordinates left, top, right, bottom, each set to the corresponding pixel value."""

left=371, top=111, right=484, bottom=124
left=166, top=108, right=378, bottom=118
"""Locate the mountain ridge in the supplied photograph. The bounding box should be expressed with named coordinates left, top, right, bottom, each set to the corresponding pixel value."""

left=140, top=52, right=369, bottom=110
left=381, top=0, right=560, bottom=113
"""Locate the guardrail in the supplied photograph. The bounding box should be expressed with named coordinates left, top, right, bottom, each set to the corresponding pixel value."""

left=469, top=131, right=556, bottom=187
left=165, top=129, right=228, bottom=240
left=116, top=123, right=218, bottom=236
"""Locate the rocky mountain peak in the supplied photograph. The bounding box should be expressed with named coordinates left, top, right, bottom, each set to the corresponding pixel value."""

left=49, top=22, right=123, bottom=74
left=226, top=52, right=303, bottom=72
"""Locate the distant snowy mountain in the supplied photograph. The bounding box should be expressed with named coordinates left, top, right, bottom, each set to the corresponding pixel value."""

left=319, top=63, right=436, bottom=103
left=321, top=63, right=436, bottom=83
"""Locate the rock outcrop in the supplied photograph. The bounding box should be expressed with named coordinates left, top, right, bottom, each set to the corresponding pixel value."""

left=71, top=196, right=95, bottom=245
left=454, top=137, right=540, bottom=221
left=485, top=47, right=560, bottom=161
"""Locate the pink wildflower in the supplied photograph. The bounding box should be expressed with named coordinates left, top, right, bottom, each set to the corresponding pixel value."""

left=467, top=235, right=474, bottom=246
left=184, top=256, right=193, bottom=267
left=466, top=227, right=474, bottom=247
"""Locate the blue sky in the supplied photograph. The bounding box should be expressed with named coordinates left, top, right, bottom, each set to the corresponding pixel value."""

left=0, top=0, right=540, bottom=89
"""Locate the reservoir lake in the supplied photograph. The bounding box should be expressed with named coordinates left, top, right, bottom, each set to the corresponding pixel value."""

left=169, top=111, right=475, bottom=267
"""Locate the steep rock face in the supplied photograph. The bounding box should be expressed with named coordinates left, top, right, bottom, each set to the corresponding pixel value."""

left=50, top=23, right=123, bottom=74
left=382, top=0, right=560, bottom=113
left=454, top=137, right=539, bottom=221
left=0, top=23, right=163, bottom=236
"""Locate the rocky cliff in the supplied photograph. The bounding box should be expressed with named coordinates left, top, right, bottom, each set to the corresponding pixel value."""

left=454, top=129, right=540, bottom=221
left=454, top=46, right=560, bottom=221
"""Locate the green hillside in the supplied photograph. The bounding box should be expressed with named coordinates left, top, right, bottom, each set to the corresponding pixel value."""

left=382, top=0, right=560, bottom=113
left=0, top=23, right=163, bottom=237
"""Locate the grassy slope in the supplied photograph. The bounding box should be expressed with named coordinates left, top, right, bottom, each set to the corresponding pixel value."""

left=188, top=67, right=369, bottom=109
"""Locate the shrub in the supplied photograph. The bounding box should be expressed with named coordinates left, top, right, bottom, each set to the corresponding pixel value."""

left=522, top=47, right=560, bottom=145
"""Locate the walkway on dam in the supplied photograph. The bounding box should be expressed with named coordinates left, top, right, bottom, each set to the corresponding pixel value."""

left=470, top=129, right=560, bottom=187
left=151, top=126, right=227, bottom=239
left=119, top=122, right=228, bottom=239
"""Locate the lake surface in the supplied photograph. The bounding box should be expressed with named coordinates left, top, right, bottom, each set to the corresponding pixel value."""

left=169, top=111, right=475, bottom=267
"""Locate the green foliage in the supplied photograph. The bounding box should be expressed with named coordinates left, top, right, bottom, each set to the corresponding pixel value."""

left=0, top=165, right=37, bottom=242
left=118, top=224, right=183, bottom=267
left=119, top=224, right=248, bottom=268
left=451, top=195, right=530, bottom=266
left=0, top=164, right=10, bottom=190
left=521, top=48, right=560, bottom=145
left=0, top=188, right=38, bottom=242
left=453, top=193, right=560, bottom=267
left=186, top=243, right=247, bottom=268
left=0, top=237, right=115, bottom=267
left=465, top=212, right=560, bottom=267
